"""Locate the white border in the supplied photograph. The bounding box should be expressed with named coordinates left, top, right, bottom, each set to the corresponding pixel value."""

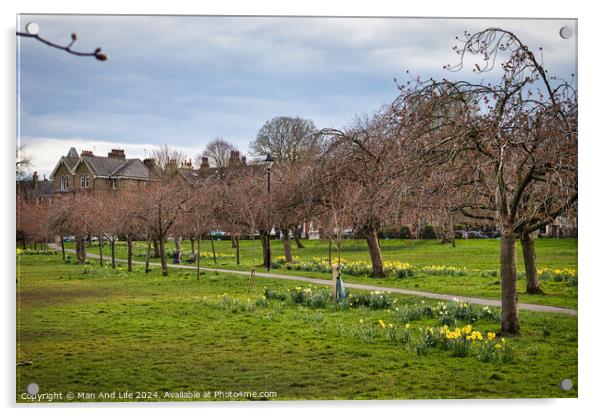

left=3, top=1, right=600, bottom=415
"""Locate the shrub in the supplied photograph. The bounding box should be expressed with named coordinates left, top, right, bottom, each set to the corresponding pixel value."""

left=399, top=225, right=413, bottom=239
left=419, top=224, right=440, bottom=239
left=393, top=302, right=433, bottom=323
left=263, top=287, right=288, bottom=301
left=348, top=291, right=393, bottom=310
left=254, top=296, right=269, bottom=308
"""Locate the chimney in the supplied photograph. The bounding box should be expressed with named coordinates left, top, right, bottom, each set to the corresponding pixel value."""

left=229, top=150, right=240, bottom=167
left=81, top=150, right=94, bottom=156
left=143, top=159, right=156, bottom=179
left=165, top=159, right=177, bottom=175
left=180, top=159, right=193, bottom=169
left=32, top=171, right=38, bottom=188
left=200, top=157, right=209, bottom=169
left=108, top=149, right=126, bottom=159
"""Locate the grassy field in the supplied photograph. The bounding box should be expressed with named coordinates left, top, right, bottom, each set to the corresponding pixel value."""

left=65, top=238, right=578, bottom=309
left=16, top=253, right=577, bottom=401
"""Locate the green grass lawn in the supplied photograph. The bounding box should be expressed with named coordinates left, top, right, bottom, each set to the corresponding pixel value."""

left=65, top=238, right=578, bottom=309
left=16, top=253, right=577, bottom=401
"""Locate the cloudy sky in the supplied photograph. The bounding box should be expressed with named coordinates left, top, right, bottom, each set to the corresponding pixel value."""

left=17, top=15, right=577, bottom=177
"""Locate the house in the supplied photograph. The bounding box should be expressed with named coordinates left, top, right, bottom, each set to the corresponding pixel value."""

left=16, top=171, right=54, bottom=205
left=49, top=148, right=162, bottom=194
left=171, top=151, right=250, bottom=187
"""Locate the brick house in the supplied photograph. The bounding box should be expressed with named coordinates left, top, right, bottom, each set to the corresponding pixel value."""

left=49, top=147, right=162, bottom=194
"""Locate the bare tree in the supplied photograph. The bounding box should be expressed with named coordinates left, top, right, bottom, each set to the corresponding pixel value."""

left=198, top=138, right=238, bottom=168
left=16, top=145, right=32, bottom=181
left=318, top=110, right=415, bottom=277
left=137, top=182, right=189, bottom=276
left=394, top=28, right=577, bottom=334
left=250, top=116, right=322, bottom=163
left=151, top=143, right=187, bottom=171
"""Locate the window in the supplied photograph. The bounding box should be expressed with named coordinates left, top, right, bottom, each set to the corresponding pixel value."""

left=79, top=175, right=90, bottom=188
left=60, top=175, right=69, bottom=191
left=112, top=179, right=117, bottom=190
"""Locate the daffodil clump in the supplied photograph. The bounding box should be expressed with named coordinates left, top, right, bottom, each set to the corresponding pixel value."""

left=420, top=265, right=468, bottom=276
left=271, top=257, right=413, bottom=278
left=368, top=319, right=512, bottom=362
left=433, top=299, right=500, bottom=326
left=198, top=293, right=271, bottom=314
left=289, top=286, right=331, bottom=308
left=537, top=267, right=578, bottom=285
left=165, top=248, right=235, bottom=261
left=16, top=248, right=55, bottom=256
left=348, top=291, right=393, bottom=310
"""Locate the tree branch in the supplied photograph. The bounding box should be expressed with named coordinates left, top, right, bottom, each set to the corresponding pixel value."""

left=17, top=31, right=108, bottom=61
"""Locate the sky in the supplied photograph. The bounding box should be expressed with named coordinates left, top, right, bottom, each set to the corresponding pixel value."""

left=16, top=15, right=577, bottom=177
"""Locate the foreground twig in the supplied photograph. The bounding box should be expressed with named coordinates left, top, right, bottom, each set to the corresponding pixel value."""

left=17, top=31, right=108, bottom=61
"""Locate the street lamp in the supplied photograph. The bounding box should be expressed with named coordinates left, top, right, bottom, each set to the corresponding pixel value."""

left=264, top=153, right=274, bottom=271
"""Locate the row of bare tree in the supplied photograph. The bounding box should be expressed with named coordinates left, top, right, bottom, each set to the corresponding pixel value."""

left=16, top=29, right=576, bottom=336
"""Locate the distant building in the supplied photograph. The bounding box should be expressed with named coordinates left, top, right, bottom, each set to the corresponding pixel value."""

left=49, top=147, right=162, bottom=194
left=16, top=171, right=54, bottom=205
left=47, top=146, right=251, bottom=194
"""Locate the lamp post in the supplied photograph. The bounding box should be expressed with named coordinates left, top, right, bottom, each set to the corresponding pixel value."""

left=264, top=153, right=274, bottom=271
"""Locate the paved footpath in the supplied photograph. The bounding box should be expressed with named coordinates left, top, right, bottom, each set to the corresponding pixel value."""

left=50, top=244, right=577, bottom=316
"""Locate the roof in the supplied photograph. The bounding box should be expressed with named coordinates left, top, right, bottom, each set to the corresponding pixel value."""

left=67, top=147, right=79, bottom=158
left=17, top=179, right=54, bottom=201
left=112, top=159, right=161, bottom=180
left=76, top=155, right=163, bottom=180
left=49, top=156, right=79, bottom=179
left=177, top=168, right=217, bottom=185
left=80, top=156, right=129, bottom=178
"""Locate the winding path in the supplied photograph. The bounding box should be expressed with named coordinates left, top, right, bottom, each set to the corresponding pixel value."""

left=50, top=244, right=577, bottom=316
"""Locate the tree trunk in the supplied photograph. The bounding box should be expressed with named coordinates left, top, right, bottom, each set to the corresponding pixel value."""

left=60, top=236, right=66, bottom=261
left=282, top=228, right=293, bottom=263
left=145, top=240, right=151, bottom=273
left=521, top=232, right=543, bottom=295
left=191, top=237, right=195, bottom=254
left=99, top=235, right=103, bottom=266
left=236, top=235, right=240, bottom=265
left=111, top=239, right=116, bottom=269
left=127, top=235, right=132, bottom=272
left=76, top=236, right=86, bottom=264
left=197, top=234, right=201, bottom=280
left=500, top=227, right=520, bottom=335
left=153, top=239, right=160, bottom=258
left=159, top=237, right=168, bottom=276
left=328, top=238, right=332, bottom=265
left=231, top=236, right=238, bottom=248
left=366, top=228, right=385, bottom=277
left=210, top=235, right=217, bottom=265
left=294, top=226, right=305, bottom=248
left=260, top=231, right=270, bottom=268
left=174, top=236, right=181, bottom=264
